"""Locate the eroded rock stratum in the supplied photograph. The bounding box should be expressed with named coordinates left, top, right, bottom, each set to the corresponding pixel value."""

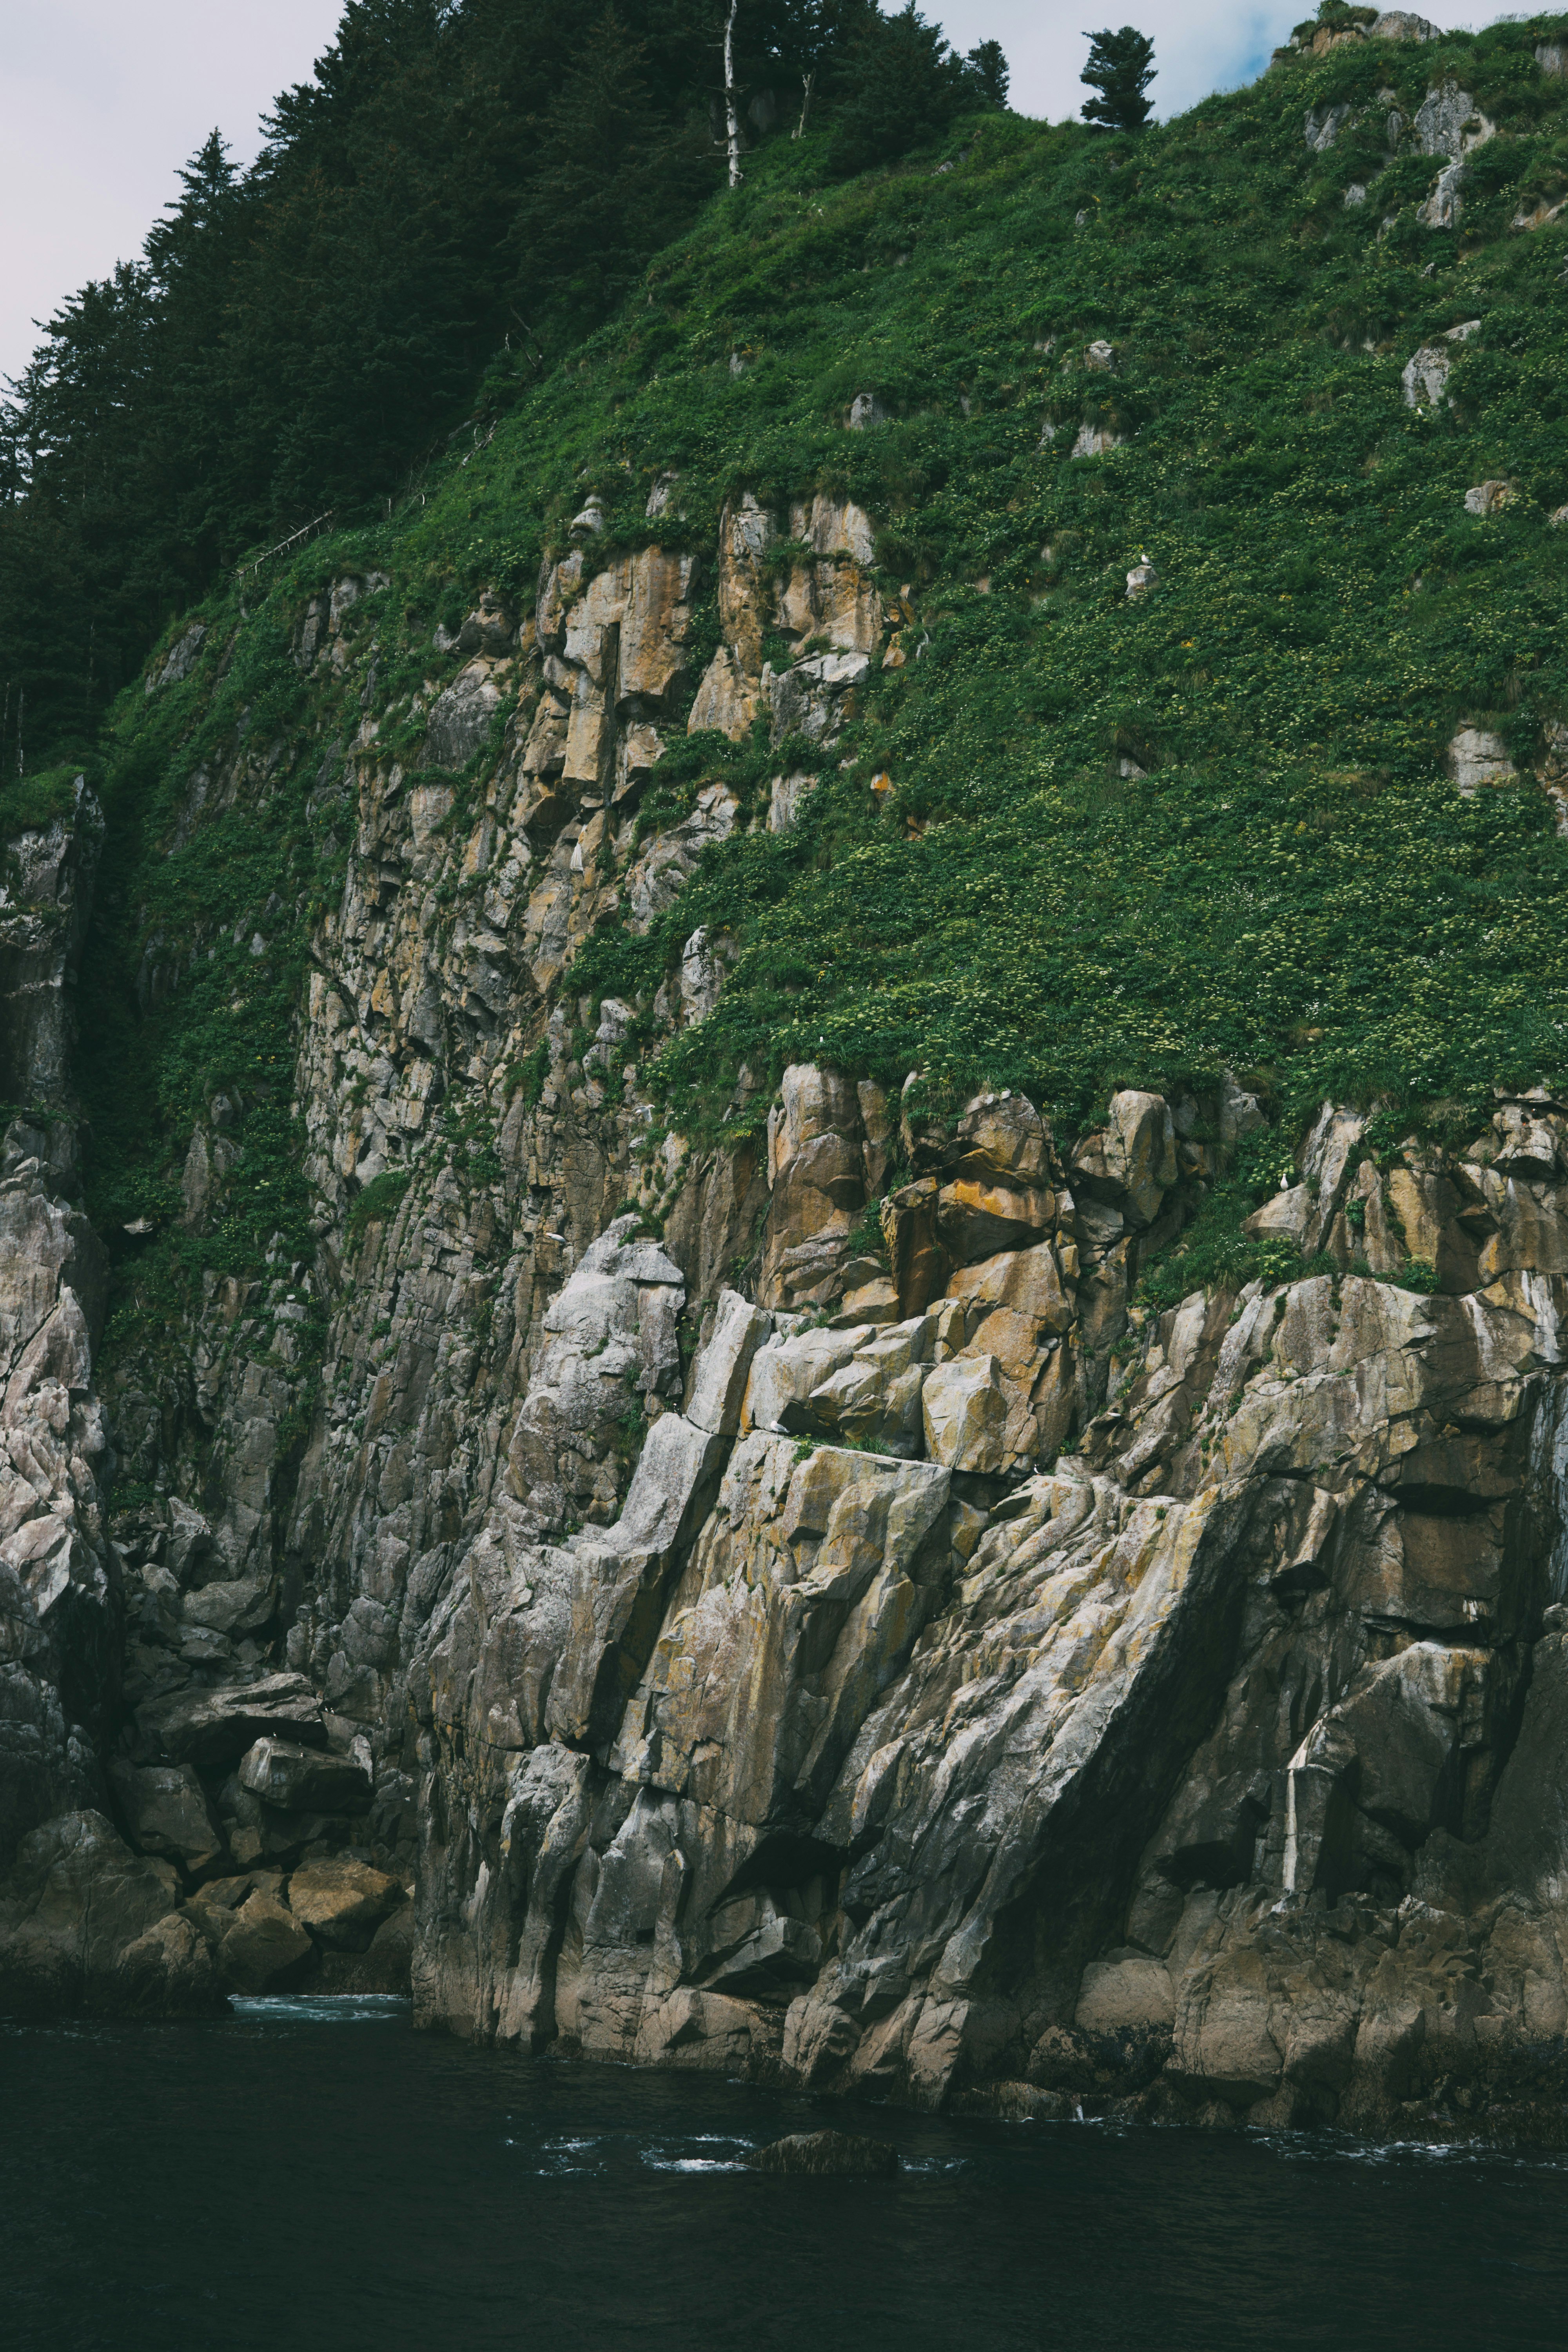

left=8, top=512, right=1568, bottom=2141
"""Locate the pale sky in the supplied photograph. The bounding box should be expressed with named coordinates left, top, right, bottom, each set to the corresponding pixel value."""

left=2, top=0, right=1488, bottom=390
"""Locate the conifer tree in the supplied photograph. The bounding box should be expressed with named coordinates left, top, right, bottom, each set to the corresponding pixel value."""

left=826, top=3, right=1000, bottom=178
left=512, top=12, right=710, bottom=320
left=964, top=38, right=1009, bottom=109
left=1080, top=26, right=1155, bottom=133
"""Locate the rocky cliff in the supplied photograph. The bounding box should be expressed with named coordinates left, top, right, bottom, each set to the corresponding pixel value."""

left=7, top=15, right=1568, bottom=2141
left=1, top=513, right=1565, bottom=2140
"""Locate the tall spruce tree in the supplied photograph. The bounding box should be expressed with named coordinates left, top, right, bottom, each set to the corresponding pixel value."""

left=964, top=38, right=1009, bottom=109
left=1080, top=26, right=1156, bottom=133
left=512, top=12, right=710, bottom=321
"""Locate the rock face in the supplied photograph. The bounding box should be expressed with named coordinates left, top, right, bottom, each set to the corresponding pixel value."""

left=1402, top=320, right=1481, bottom=409
left=1304, top=104, right=1350, bottom=152
left=1276, top=11, right=1437, bottom=64
left=0, top=1115, right=116, bottom=1878
left=1407, top=83, right=1494, bottom=227
left=11, top=501, right=1568, bottom=2147
left=390, top=1060, right=1568, bottom=2134
left=1447, top=727, right=1516, bottom=793
left=687, top=491, right=880, bottom=757
left=0, top=778, right=103, bottom=1108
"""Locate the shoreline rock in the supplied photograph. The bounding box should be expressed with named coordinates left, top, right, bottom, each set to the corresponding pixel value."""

left=747, top=2129, right=900, bottom=2177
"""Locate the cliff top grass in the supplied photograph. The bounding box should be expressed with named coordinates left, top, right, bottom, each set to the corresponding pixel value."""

left=80, top=10, right=1568, bottom=1339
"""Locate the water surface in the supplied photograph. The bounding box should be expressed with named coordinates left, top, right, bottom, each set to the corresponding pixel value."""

left=4, top=1997, right=1564, bottom=2350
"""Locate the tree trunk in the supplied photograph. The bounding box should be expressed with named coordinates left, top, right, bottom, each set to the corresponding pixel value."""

left=723, top=0, right=744, bottom=188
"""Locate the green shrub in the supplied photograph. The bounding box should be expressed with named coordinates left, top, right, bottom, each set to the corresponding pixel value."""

left=0, top=767, right=84, bottom=838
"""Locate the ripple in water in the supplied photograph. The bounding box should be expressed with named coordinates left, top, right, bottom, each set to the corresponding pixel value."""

left=4, top=2004, right=1566, bottom=2352
left=228, top=1993, right=414, bottom=2024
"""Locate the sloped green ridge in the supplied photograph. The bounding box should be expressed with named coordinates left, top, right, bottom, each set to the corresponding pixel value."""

left=62, top=11, right=1568, bottom=1352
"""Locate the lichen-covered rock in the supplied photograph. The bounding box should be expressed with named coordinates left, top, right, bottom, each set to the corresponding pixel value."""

left=426, top=661, right=502, bottom=771
left=1305, top=103, right=1350, bottom=151
left=766, top=650, right=871, bottom=745
left=686, top=1290, right=771, bottom=1434
left=771, top=495, right=882, bottom=653
left=921, top=1353, right=1009, bottom=1471
left=759, top=1065, right=870, bottom=1309
left=1414, top=80, right=1494, bottom=160
left=1071, top=1090, right=1178, bottom=1228
left=1463, top=479, right=1518, bottom=517
left=689, top=650, right=755, bottom=741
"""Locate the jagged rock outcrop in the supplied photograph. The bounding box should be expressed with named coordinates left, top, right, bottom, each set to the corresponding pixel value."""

left=1408, top=78, right=1495, bottom=226
left=0, top=777, right=103, bottom=1109
left=0, top=785, right=117, bottom=1884
left=1401, top=319, right=1481, bottom=409
left=689, top=491, right=881, bottom=752
left=392, top=1048, right=1568, bottom=2134
left=1274, top=11, right=1439, bottom=67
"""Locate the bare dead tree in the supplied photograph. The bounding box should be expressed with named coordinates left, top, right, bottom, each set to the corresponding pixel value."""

left=794, top=69, right=815, bottom=139
left=723, top=0, right=744, bottom=187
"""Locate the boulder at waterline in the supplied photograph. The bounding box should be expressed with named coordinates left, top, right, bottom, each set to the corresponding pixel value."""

left=747, top=2130, right=900, bottom=2178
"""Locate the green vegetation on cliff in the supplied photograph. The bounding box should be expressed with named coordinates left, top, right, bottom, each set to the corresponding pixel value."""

left=0, top=764, right=87, bottom=837
left=548, top=15, right=1568, bottom=1143
left=18, top=3, right=1568, bottom=1351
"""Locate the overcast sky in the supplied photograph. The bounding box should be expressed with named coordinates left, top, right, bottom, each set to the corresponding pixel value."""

left=3, top=0, right=1490, bottom=390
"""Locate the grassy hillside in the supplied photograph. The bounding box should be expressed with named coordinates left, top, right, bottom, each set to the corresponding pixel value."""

left=54, top=8, right=1568, bottom=1348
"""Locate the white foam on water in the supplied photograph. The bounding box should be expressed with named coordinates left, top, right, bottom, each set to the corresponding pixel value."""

left=641, top=2155, right=751, bottom=2173
left=1261, top=2131, right=1568, bottom=2178
left=228, top=1994, right=413, bottom=2024
left=637, top=2134, right=756, bottom=2173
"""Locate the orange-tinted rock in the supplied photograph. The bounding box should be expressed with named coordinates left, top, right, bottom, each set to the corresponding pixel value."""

left=936, top=1178, right=1054, bottom=1263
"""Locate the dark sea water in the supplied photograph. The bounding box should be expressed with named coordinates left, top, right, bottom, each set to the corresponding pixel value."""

left=4, top=1996, right=1566, bottom=2352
